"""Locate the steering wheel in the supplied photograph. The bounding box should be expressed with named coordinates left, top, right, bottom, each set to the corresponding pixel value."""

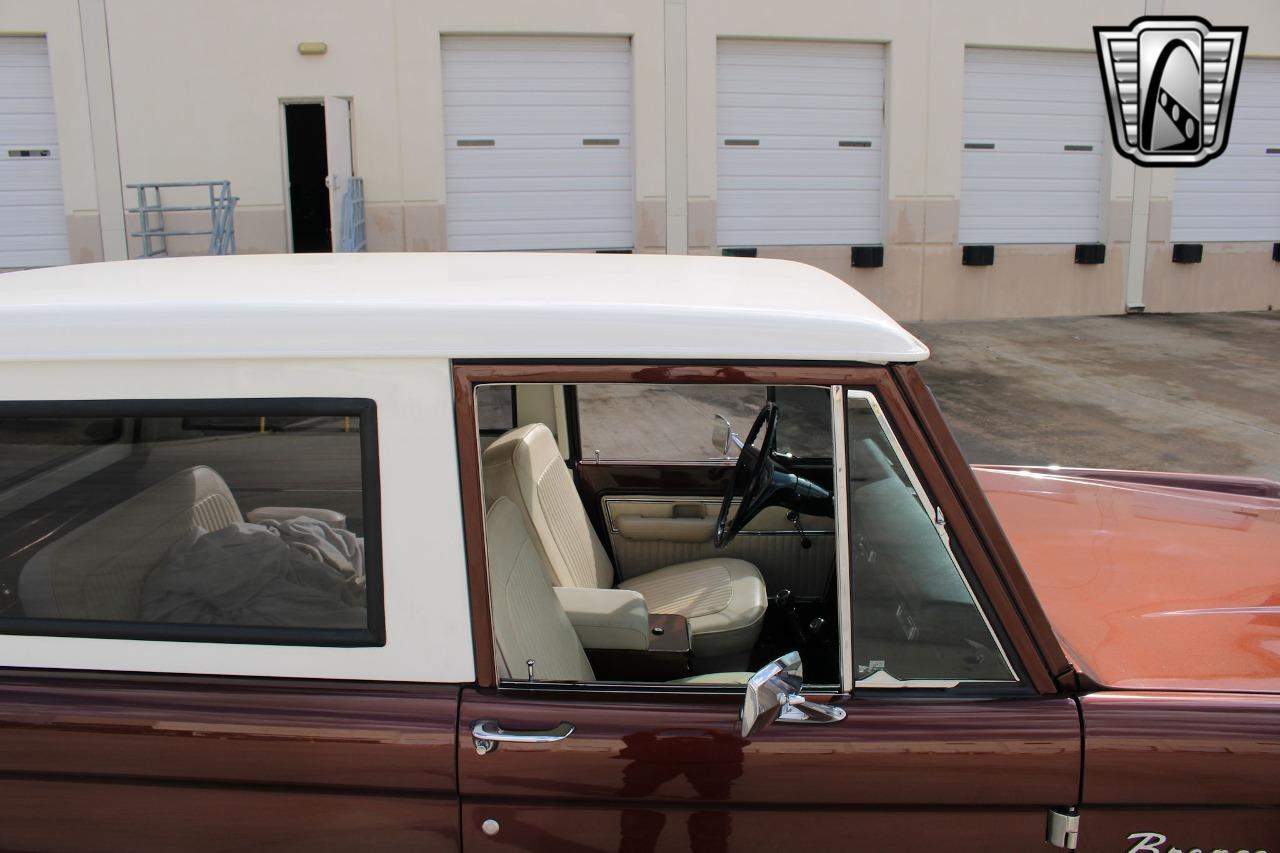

left=714, top=403, right=780, bottom=548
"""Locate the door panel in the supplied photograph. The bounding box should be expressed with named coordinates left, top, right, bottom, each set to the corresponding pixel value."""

left=462, top=802, right=1049, bottom=852
left=2, top=780, right=452, bottom=853
left=602, top=495, right=834, bottom=595
left=0, top=671, right=460, bottom=848
left=578, top=461, right=836, bottom=597
left=459, top=687, right=1080, bottom=850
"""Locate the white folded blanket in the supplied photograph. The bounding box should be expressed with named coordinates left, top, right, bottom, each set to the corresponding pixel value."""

left=258, top=516, right=365, bottom=584
left=139, top=516, right=366, bottom=628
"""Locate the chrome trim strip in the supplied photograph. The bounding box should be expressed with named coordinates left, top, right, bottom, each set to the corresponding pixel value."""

left=855, top=670, right=960, bottom=689
left=496, top=679, right=841, bottom=695
left=831, top=385, right=853, bottom=693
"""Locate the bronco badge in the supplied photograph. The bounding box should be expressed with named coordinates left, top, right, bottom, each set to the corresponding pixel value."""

left=1127, top=831, right=1268, bottom=853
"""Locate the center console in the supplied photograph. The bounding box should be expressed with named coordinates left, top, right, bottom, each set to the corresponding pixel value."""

left=585, top=613, right=692, bottom=682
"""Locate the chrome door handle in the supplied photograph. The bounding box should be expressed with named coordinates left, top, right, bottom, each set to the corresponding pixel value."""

left=471, top=719, right=575, bottom=755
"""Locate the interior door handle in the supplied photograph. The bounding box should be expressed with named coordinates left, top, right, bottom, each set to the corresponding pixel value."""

left=472, top=719, right=575, bottom=755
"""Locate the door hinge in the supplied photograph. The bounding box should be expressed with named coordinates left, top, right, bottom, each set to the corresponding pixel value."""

left=1047, top=807, right=1080, bottom=850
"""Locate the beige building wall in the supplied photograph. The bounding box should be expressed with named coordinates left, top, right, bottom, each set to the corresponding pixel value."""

left=3, top=0, right=1279, bottom=318
left=1139, top=0, right=1280, bottom=314
left=0, top=0, right=102, bottom=263
left=101, top=0, right=666, bottom=257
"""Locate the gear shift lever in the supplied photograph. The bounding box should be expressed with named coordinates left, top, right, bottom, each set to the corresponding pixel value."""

left=787, top=510, right=812, bottom=549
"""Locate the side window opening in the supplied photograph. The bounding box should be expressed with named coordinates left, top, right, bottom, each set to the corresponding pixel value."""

left=577, top=383, right=768, bottom=461
left=0, top=400, right=382, bottom=646
left=476, top=384, right=517, bottom=448
left=769, top=385, right=834, bottom=459
left=474, top=381, right=841, bottom=690
left=845, top=390, right=1015, bottom=685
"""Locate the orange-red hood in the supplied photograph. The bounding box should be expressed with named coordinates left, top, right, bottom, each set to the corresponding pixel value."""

left=975, top=466, right=1280, bottom=693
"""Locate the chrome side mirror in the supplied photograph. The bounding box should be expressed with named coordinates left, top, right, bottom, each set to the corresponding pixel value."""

left=741, top=651, right=847, bottom=738
left=712, top=414, right=744, bottom=458
left=712, top=414, right=732, bottom=457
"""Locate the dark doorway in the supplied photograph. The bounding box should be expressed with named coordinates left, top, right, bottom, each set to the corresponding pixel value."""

left=284, top=103, right=331, bottom=252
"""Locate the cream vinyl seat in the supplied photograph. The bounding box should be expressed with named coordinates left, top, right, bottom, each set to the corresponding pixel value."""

left=485, top=496, right=751, bottom=685
left=20, top=464, right=349, bottom=620
left=19, top=465, right=244, bottom=619
left=482, top=423, right=767, bottom=671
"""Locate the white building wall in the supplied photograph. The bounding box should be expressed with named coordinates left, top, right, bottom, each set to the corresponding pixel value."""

left=0, top=0, right=1277, bottom=318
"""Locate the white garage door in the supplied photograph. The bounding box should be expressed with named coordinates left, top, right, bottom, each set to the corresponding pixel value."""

left=959, top=49, right=1107, bottom=244
left=1172, top=58, right=1280, bottom=242
left=716, top=40, right=884, bottom=247
left=0, top=36, right=69, bottom=267
left=442, top=36, right=633, bottom=251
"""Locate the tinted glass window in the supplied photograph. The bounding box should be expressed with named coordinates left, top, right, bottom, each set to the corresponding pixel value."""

left=771, top=385, right=833, bottom=458
left=0, top=417, right=123, bottom=490
left=0, top=401, right=380, bottom=645
left=476, top=385, right=517, bottom=435
left=846, top=392, right=1014, bottom=683
left=578, top=383, right=769, bottom=461
left=579, top=384, right=833, bottom=461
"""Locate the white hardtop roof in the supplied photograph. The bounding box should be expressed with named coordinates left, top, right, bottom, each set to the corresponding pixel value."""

left=0, top=253, right=928, bottom=364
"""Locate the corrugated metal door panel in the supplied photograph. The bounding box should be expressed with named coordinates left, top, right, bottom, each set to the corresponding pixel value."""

left=0, top=36, right=69, bottom=267
left=958, top=48, right=1106, bottom=245
left=442, top=36, right=634, bottom=251
left=1172, top=58, right=1280, bottom=242
left=716, top=40, right=884, bottom=247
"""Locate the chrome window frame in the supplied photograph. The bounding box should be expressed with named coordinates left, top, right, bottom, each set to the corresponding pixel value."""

left=482, top=380, right=847, bottom=695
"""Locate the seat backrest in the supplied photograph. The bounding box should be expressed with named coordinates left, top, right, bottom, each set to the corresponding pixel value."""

left=19, top=465, right=244, bottom=620
left=482, top=423, right=613, bottom=590
left=485, top=496, right=595, bottom=682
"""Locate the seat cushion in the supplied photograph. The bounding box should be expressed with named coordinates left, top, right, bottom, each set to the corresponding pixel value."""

left=619, top=558, right=766, bottom=661
left=482, top=423, right=614, bottom=590
left=485, top=497, right=595, bottom=683
left=19, top=465, right=243, bottom=620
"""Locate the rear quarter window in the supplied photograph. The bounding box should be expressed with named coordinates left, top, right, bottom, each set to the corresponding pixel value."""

left=0, top=399, right=383, bottom=647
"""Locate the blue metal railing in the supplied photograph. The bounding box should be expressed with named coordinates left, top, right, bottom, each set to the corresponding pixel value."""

left=126, top=180, right=238, bottom=258
left=337, top=176, right=366, bottom=253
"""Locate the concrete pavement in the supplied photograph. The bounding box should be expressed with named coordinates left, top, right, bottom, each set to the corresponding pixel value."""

left=909, top=311, right=1280, bottom=480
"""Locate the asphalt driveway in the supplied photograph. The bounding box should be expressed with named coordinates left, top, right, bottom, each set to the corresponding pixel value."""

left=908, top=311, right=1280, bottom=481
